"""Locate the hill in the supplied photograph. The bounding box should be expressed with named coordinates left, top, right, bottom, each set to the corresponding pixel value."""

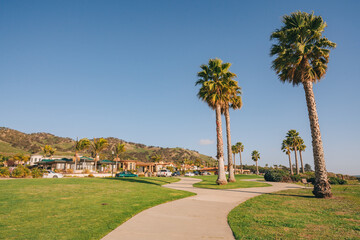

left=0, top=127, right=216, bottom=165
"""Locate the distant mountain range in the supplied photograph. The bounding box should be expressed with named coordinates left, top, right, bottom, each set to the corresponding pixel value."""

left=0, top=127, right=216, bottom=164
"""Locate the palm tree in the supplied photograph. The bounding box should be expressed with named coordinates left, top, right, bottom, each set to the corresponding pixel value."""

left=74, top=138, right=90, bottom=171
left=236, top=142, right=244, bottom=173
left=151, top=154, right=162, bottom=163
left=298, top=138, right=306, bottom=173
left=113, top=143, right=126, bottom=170
left=196, top=58, right=239, bottom=185
left=231, top=144, right=239, bottom=174
left=270, top=11, right=335, bottom=198
left=223, top=79, right=242, bottom=182
left=90, top=138, right=108, bottom=172
left=286, top=130, right=301, bottom=175
left=281, top=139, right=294, bottom=175
left=251, top=150, right=260, bottom=175
left=41, top=145, right=56, bottom=158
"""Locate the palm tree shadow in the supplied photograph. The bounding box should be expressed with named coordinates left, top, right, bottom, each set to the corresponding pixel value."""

left=105, top=177, right=175, bottom=186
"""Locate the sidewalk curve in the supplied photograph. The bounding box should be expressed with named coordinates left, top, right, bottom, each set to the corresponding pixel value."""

left=102, top=177, right=302, bottom=240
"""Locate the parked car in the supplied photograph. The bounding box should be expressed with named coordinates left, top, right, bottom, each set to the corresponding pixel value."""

left=201, top=171, right=211, bottom=175
left=184, top=172, right=195, bottom=177
left=172, top=171, right=181, bottom=176
left=115, top=171, right=138, bottom=177
left=157, top=169, right=172, bottom=177
left=193, top=171, right=200, bottom=175
left=42, top=170, right=63, bottom=178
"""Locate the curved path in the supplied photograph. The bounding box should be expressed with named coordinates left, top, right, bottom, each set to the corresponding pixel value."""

left=102, top=177, right=302, bottom=240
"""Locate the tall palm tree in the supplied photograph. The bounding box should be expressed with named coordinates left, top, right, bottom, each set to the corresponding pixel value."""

left=236, top=142, right=244, bottom=173
left=74, top=138, right=90, bottom=171
left=223, top=80, right=242, bottom=182
left=251, top=150, right=260, bottom=175
left=286, top=130, right=301, bottom=174
left=298, top=138, right=306, bottom=173
left=90, top=138, right=108, bottom=172
left=113, top=143, right=126, bottom=170
left=41, top=145, right=56, bottom=158
left=196, top=58, right=238, bottom=185
left=281, top=139, right=294, bottom=175
left=150, top=154, right=162, bottom=163
left=270, top=11, right=335, bottom=198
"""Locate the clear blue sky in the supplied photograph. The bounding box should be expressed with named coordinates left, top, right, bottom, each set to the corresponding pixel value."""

left=1, top=0, right=359, bottom=175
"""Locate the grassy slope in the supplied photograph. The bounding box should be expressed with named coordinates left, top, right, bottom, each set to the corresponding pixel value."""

left=0, top=140, right=29, bottom=155
left=0, top=177, right=194, bottom=240
left=193, top=174, right=271, bottom=189
left=228, top=185, right=360, bottom=240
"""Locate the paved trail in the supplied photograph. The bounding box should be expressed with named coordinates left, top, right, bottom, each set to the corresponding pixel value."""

left=102, top=177, right=302, bottom=240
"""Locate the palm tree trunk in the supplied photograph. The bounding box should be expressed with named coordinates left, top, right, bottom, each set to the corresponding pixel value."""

left=233, top=153, right=236, bottom=174
left=239, top=152, right=243, bottom=172
left=225, top=107, right=235, bottom=182
left=299, top=150, right=305, bottom=173
left=288, top=153, right=294, bottom=175
left=256, top=161, right=258, bottom=175
left=215, top=104, right=227, bottom=185
left=294, top=147, right=300, bottom=175
left=303, top=81, right=332, bottom=198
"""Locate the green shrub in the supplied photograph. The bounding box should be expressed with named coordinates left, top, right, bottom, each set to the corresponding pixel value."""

left=290, top=174, right=302, bottom=182
left=0, top=167, right=10, bottom=177
left=329, top=177, right=347, bottom=185
left=11, top=165, right=31, bottom=178
left=31, top=168, right=44, bottom=178
left=264, top=169, right=288, bottom=182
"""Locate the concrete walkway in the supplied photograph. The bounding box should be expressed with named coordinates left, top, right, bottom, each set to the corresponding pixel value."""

left=102, top=177, right=302, bottom=240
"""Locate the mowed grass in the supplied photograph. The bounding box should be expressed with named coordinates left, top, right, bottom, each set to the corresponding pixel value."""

left=0, top=177, right=194, bottom=240
left=193, top=174, right=271, bottom=189
left=228, top=185, right=360, bottom=239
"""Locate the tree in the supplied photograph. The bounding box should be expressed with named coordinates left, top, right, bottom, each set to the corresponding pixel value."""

left=41, top=145, right=56, bottom=158
left=113, top=143, right=126, bottom=170
left=251, top=150, right=260, bottom=175
left=304, top=163, right=312, bottom=172
left=223, top=83, right=242, bottom=183
left=286, top=130, right=301, bottom=175
left=74, top=138, right=90, bottom=171
left=231, top=145, right=239, bottom=173
left=281, top=139, right=294, bottom=175
left=90, top=138, right=108, bottom=172
left=236, top=142, right=244, bottom=172
left=150, top=154, right=162, bottom=163
left=298, top=138, right=306, bottom=173
left=270, top=11, right=335, bottom=198
left=196, top=58, right=239, bottom=185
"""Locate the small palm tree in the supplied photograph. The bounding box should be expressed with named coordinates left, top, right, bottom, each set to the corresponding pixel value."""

left=74, top=138, right=90, bottom=171
left=236, top=142, right=244, bottom=172
left=90, top=138, right=108, bottom=172
left=231, top=145, right=239, bottom=173
left=286, top=130, right=301, bottom=175
left=270, top=11, right=335, bottom=198
left=281, top=139, right=294, bottom=175
left=251, top=150, right=260, bottom=175
left=150, top=154, right=162, bottom=163
left=113, top=143, right=126, bottom=170
left=298, top=138, right=306, bottom=173
left=41, top=145, right=56, bottom=158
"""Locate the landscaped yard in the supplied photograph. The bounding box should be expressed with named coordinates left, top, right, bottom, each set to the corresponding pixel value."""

left=193, top=174, right=271, bottom=189
left=0, top=177, right=194, bottom=240
left=228, top=184, right=360, bottom=239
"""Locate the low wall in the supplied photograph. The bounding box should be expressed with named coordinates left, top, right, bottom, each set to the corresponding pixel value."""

left=63, top=173, right=114, bottom=178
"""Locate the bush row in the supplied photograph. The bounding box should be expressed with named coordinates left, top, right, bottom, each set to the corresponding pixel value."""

left=264, top=169, right=348, bottom=185
left=0, top=166, right=44, bottom=178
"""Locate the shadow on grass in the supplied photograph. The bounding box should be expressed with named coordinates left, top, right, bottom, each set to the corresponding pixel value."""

left=104, top=177, right=176, bottom=186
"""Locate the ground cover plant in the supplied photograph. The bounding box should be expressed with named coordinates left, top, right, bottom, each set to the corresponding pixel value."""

left=193, top=174, right=270, bottom=189
left=228, top=185, right=360, bottom=239
left=0, top=177, right=194, bottom=240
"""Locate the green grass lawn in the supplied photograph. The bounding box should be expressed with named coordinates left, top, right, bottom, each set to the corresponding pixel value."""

left=0, top=177, right=194, bottom=240
left=193, top=174, right=271, bottom=189
left=228, top=185, right=360, bottom=239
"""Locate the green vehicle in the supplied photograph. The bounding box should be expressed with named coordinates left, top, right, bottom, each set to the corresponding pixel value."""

left=115, top=171, right=138, bottom=177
